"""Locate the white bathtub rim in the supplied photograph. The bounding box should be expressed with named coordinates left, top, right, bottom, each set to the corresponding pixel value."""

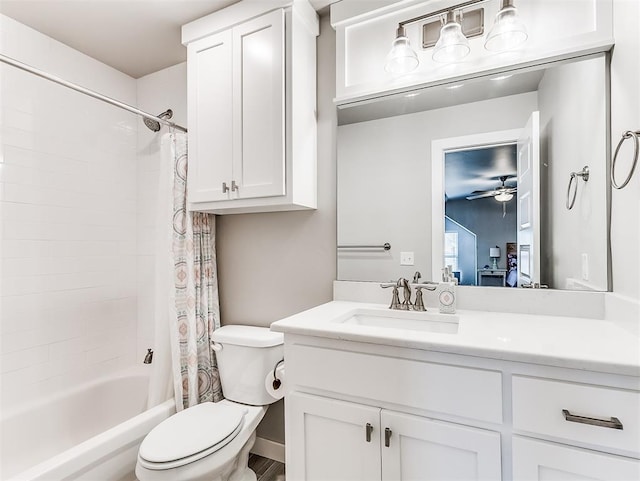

left=7, top=397, right=176, bottom=481
left=1, top=364, right=152, bottom=422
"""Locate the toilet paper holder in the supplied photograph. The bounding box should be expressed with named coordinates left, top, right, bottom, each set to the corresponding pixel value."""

left=272, top=359, right=284, bottom=390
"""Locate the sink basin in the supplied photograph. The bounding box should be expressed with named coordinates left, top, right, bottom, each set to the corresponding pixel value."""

left=333, top=308, right=459, bottom=334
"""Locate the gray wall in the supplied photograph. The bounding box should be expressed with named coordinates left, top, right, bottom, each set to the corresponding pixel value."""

left=337, top=92, right=538, bottom=282
left=216, top=14, right=336, bottom=444
left=446, top=197, right=517, bottom=272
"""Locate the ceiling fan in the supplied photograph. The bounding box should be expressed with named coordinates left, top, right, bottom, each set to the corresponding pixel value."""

left=466, top=175, right=517, bottom=202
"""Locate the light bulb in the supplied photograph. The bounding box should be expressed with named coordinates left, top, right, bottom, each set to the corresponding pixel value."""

left=385, top=26, right=419, bottom=75
left=485, top=1, right=528, bottom=52
left=495, top=192, right=514, bottom=202
left=432, top=12, right=470, bottom=63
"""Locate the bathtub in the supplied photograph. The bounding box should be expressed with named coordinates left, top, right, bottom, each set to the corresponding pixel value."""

left=1, top=366, right=175, bottom=480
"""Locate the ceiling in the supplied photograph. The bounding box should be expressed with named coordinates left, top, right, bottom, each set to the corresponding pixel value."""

left=445, top=145, right=517, bottom=200
left=0, top=0, right=333, bottom=78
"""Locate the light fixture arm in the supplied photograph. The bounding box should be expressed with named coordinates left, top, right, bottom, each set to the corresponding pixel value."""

left=398, top=0, right=485, bottom=29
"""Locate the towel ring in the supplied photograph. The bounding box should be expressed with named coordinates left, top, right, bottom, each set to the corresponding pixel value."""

left=611, top=130, right=639, bottom=190
left=566, top=166, right=589, bottom=210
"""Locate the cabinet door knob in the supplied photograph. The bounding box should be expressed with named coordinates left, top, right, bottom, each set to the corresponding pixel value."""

left=222, top=182, right=229, bottom=193
left=384, top=427, right=392, bottom=447
left=562, top=409, right=623, bottom=430
left=365, top=423, right=373, bottom=442
left=231, top=180, right=238, bottom=192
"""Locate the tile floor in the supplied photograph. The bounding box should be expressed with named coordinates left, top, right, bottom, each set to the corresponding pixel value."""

left=248, top=454, right=285, bottom=481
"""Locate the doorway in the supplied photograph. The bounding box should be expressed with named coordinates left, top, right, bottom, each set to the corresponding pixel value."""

left=431, top=128, right=522, bottom=285
left=444, top=144, right=517, bottom=286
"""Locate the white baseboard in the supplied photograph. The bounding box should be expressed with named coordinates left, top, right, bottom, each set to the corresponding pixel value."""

left=251, top=436, right=285, bottom=464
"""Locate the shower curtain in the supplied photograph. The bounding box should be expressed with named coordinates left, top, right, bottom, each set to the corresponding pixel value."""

left=149, top=132, right=224, bottom=411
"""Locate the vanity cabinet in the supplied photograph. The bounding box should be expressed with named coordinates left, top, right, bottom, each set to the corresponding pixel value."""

left=281, top=333, right=640, bottom=481
left=288, top=392, right=501, bottom=481
left=513, top=437, right=640, bottom=481
left=511, top=375, right=640, bottom=480
left=285, top=340, right=504, bottom=481
left=183, top=1, right=318, bottom=214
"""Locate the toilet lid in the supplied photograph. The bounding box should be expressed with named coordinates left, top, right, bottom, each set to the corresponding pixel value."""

left=139, top=402, right=245, bottom=466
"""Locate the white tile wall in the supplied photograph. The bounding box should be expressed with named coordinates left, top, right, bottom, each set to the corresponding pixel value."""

left=0, top=15, right=139, bottom=411
left=135, top=62, right=187, bottom=358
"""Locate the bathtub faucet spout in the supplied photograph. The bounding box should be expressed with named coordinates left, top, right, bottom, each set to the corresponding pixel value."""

left=143, top=349, right=153, bottom=364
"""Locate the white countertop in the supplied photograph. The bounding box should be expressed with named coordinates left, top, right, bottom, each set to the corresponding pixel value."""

left=270, top=301, right=640, bottom=377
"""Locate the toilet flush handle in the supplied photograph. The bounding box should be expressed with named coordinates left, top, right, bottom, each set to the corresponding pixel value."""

left=211, top=341, right=223, bottom=352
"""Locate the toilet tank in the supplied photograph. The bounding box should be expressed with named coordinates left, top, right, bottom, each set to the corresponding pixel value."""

left=211, top=325, right=283, bottom=406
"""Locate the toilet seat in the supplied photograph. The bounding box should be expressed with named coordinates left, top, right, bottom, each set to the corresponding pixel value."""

left=138, top=401, right=246, bottom=470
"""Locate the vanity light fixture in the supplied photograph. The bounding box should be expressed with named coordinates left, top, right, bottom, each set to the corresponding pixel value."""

left=485, top=0, right=528, bottom=52
left=433, top=11, right=471, bottom=63
left=385, top=25, right=420, bottom=75
left=385, top=0, right=527, bottom=74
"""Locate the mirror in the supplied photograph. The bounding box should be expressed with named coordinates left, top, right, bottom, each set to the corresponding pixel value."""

left=337, top=53, right=609, bottom=291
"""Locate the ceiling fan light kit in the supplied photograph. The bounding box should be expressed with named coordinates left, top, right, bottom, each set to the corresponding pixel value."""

left=465, top=175, right=516, bottom=201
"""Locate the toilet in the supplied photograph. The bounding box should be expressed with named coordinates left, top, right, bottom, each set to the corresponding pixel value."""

left=135, top=325, right=284, bottom=481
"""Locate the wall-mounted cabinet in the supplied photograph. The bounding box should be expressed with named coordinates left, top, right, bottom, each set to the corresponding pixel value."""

left=183, top=0, right=318, bottom=214
left=330, top=0, right=614, bottom=104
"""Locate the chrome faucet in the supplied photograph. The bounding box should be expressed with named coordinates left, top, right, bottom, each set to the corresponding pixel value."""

left=143, top=348, right=154, bottom=364
left=413, top=271, right=422, bottom=283
left=381, top=278, right=413, bottom=310
left=382, top=276, right=440, bottom=311
left=398, top=277, right=412, bottom=310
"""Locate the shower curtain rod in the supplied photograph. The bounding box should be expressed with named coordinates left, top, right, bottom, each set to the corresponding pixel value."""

left=0, top=53, right=188, bottom=133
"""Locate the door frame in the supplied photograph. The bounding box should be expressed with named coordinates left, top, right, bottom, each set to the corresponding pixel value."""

left=431, top=129, right=521, bottom=282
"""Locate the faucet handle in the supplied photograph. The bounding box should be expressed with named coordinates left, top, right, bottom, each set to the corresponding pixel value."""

left=413, top=286, right=427, bottom=311
left=413, top=281, right=437, bottom=291
left=380, top=282, right=401, bottom=309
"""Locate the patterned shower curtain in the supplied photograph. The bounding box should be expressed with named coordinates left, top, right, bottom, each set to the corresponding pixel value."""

left=168, top=132, right=224, bottom=410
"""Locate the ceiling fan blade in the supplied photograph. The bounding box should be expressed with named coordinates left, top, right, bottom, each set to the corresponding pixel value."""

left=466, top=190, right=499, bottom=200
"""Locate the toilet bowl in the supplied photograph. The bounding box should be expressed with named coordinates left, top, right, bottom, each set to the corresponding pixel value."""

left=135, top=326, right=283, bottom=481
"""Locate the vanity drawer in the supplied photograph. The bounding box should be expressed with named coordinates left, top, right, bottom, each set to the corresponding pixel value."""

left=287, top=344, right=502, bottom=424
left=512, top=376, right=640, bottom=454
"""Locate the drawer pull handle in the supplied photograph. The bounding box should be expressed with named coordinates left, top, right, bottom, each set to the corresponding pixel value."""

left=365, top=423, right=373, bottom=443
left=562, top=409, right=623, bottom=430
left=222, top=182, right=229, bottom=193
left=384, top=427, right=392, bottom=447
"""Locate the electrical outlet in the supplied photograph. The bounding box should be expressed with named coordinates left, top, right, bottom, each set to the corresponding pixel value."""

left=400, top=251, right=414, bottom=266
left=581, top=253, right=589, bottom=281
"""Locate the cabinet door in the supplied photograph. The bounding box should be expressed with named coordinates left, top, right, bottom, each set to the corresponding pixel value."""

left=232, top=9, right=285, bottom=200
left=187, top=30, right=233, bottom=203
left=381, top=410, right=502, bottom=481
left=287, top=392, right=381, bottom=481
left=513, top=436, right=640, bottom=481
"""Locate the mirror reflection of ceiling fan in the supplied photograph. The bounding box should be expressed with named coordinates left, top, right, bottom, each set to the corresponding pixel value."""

left=466, top=175, right=517, bottom=202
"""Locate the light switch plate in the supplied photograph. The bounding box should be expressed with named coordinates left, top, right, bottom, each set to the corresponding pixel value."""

left=400, top=251, right=414, bottom=266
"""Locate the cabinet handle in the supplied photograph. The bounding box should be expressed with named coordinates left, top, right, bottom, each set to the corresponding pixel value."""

left=562, top=409, right=623, bottom=430
left=231, top=180, right=238, bottom=192
left=222, top=182, right=229, bottom=193
left=365, top=423, right=373, bottom=443
left=384, top=427, right=392, bottom=447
